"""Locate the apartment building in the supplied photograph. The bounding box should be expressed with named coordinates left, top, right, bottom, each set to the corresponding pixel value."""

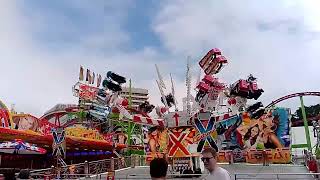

left=120, top=87, right=149, bottom=109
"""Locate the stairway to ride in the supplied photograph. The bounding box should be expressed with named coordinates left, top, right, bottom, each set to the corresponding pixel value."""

left=113, top=150, right=121, bottom=158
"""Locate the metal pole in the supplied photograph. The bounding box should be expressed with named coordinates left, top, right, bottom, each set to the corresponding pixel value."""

left=300, top=96, right=312, bottom=151
left=127, top=79, right=133, bottom=155
left=111, top=157, right=115, bottom=171
left=84, top=160, right=89, bottom=177
left=130, top=154, right=135, bottom=168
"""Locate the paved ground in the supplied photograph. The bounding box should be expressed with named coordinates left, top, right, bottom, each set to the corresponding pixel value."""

left=111, top=164, right=315, bottom=180
left=220, top=164, right=315, bottom=180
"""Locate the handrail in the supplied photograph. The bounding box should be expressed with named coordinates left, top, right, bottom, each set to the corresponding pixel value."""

left=28, top=165, right=320, bottom=179
left=28, top=153, right=320, bottom=179
left=29, top=167, right=52, bottom=173
left=88, top=158, right=111, bottom=164
left=29, top=156, right=134, bottom=178
left=119, top=173, right=205, bottom=179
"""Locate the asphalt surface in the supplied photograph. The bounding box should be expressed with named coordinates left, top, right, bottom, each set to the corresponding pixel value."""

left=111, top=164, right=315, bottom=180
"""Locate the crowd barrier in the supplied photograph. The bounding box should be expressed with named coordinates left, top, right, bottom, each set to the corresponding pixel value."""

left=27, top=150, right=320, bottom=179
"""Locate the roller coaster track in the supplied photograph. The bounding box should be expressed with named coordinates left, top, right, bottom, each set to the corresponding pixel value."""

left=266, top=92, right=320, bottom=109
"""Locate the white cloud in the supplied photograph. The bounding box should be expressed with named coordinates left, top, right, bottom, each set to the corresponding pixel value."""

left=0, top=1, right=181, bottom=116
left=1, top=0, right=320, bottom=118
left=153, top=0, right=320, bottom=110
left=0, top=1, right=132, bottom=116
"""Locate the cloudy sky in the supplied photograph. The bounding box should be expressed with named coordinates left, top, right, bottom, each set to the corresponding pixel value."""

left=1, top=0, right=320, bottom=117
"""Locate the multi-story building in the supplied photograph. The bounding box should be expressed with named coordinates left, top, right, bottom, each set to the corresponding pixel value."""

left=120, top=87, right=149, bottom=109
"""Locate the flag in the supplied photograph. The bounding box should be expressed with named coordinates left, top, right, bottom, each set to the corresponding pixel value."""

left=86, top=69, right=90, bottom=82
left=88, top=71, right=92, bottom=84
left=97, top=74, right=102, bottom=87
left=92, top=72, right=95, bottom=84
left=79, top=66, right=84, bottom=81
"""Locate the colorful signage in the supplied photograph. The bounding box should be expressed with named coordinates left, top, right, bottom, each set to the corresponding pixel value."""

left=65, top=125, right=107, bottom=141
left=52, top=128, right=66, bottom=158
left=218, top=148, right=291, bottom=164
left=168, top=126, right=196, bottom=157
left=78, top=83, right=99, bottom=101
left=193, top=112, right=218, bottom=152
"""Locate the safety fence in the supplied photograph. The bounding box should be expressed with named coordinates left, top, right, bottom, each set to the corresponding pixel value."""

left=89, top=172, right=320, bottom=180
left=26, top=151, right=320, bottom=179
left=28, top=156, right=146, bottom=179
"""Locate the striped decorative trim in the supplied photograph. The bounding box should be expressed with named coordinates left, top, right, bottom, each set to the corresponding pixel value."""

left=133, top=115, right=165, bottom=127
left=215, top=113, right=231, bottom=122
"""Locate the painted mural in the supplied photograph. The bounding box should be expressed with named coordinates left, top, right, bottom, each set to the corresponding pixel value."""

left=0, top=108, right=11, bottom=128
left=144, top=126, right=167, bottom=153
left=142, top=107, right=290, bottom=164
left=212, top=108, right=291, bottom=163
left=143, top=125, right=199, bottom=165
left=203, top=107, right=291, bottom=152
left=167, top=126, right=196, bottom=157
left=13, top=114, right=39, bottom=131
left=188, top=107, right=291, bottom=164
left=112, top=126, right=128, bottom=144
left=193, top=112, right=219, bottom=152
left=143, top=126, right=168, bottom=162
left=215, top=114, right=243, bottom=151
left=0, top=100, right=12, bottom=128
left=236, top=108, right=290, bottom=151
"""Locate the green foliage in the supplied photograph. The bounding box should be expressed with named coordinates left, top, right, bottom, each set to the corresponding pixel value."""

left=67, top=111, right=87, bottom=121
left=125, top=149, right=145, bottom=156
left=109, top=113, right=119, bottom=119
left=316, top=148, right=320, bottom=159
left=291, top=104, right=320, bottom=123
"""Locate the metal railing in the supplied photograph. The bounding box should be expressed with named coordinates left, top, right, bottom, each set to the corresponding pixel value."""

left=25, top=152, right=320, bottom=179
left=27, top=155, right=151, bottom=179
left=113, top=173, right=204, bottom=180
left=112, top=172, right=320, bottom=180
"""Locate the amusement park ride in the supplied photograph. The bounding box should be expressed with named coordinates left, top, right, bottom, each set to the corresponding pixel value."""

left=1, top=48, right=320, bottom=176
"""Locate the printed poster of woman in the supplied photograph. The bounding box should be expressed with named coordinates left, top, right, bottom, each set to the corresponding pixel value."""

left=145, top=126, right=167, bottom=153
left=112, top=126, right=128, bottom=144
left=237, top=112, right=284, bottom=150
left=13, top=115, right=39, bottom=131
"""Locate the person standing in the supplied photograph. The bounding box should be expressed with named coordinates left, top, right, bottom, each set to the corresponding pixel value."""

left=202, top=148, right=231, bottom=180
left=17, top=169, right=31, bottom=179
left=150, top=158, right=168, bottom=180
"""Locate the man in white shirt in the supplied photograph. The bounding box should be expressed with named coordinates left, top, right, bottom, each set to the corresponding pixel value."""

left=202, top=148, right=231, bottom=180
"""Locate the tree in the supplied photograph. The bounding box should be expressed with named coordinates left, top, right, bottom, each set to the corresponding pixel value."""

left=291, top=104, right=320, bottom=126
left=295, top=104, right=320, bottom=119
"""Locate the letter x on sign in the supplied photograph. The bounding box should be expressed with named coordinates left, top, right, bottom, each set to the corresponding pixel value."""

left=52, top=128, right=66, bottom=157
left=194, top=115, right=218, bottom=152
left=52, top=129, right=65, bottom=144
left=169, top=132, right=191, bottom=156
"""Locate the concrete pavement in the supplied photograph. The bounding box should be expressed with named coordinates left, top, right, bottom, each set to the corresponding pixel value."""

left=110, top=164, right=315, bottom=180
